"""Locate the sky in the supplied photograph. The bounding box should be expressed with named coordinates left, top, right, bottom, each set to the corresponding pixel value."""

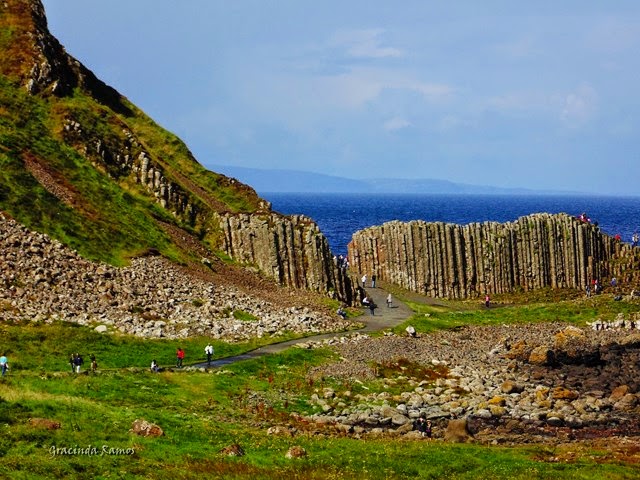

left=41, top=1, right=640, bottom=195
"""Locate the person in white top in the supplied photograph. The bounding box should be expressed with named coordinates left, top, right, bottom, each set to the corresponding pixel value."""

left=205, top=344, right=214, bottom=366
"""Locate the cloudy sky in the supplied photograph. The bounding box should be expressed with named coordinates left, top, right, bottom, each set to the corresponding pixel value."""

left=42, top=1, right=640, bottom=195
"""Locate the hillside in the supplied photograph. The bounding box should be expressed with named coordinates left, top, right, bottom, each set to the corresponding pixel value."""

left=0, top=0, right=265, bottom=266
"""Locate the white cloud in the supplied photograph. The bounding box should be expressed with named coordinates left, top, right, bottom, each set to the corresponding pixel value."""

left=384, top=117, right=411, bottom=131
left=329, top=28, right=403, bottom=59
left=560, top=84, right=597, bottom=127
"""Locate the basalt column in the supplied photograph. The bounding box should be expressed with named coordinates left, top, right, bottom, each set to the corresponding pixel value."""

left=349, top=213, right=638, bottom=299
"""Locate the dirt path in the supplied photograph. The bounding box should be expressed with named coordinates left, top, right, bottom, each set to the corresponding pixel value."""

left=192, top=286, right=413, bottom=368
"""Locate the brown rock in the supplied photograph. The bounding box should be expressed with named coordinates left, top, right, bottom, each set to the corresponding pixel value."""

left=220, top=444, right=245, bottom=456
left=129, top=418, right=164, bottom=437
left=444, top=418, right=473, bottom=443
left=529, top=346, right=555, bottom=366
left=610, top=385, right=630, bottom=401
left=286, top=445, right=307, bottom=458
left=501, top=381, right=524, bottom=394
left=551, top=387, right=579, bottom=400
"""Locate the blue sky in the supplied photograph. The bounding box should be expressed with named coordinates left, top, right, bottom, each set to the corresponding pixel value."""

left=41, top=1, right=640, bottom=195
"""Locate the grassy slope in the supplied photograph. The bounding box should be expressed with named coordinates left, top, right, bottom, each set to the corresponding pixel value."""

left=1, top=299, right=639, bottom=479
left=0, top=2, right=262, bottom=266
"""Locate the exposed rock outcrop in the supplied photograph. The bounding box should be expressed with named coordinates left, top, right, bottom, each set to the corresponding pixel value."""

left=349, top=213, right=640, bottom=299
left=216, top=212, right=355, bottom=302
left=0, top=213, right=351, bottom=340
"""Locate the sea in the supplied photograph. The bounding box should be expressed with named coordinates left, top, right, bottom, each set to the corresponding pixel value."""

left=263, top=193, right=640, bottom=257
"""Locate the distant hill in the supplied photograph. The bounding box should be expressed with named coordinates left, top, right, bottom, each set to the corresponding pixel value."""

left=212, top=165, right=558, bottom=195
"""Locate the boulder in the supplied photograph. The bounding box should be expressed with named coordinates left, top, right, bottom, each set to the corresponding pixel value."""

left=285, top=446, right=307, bottom=458
left=129, top=418, right=164, bottom=437
left=444, top=418, right=473, bottom=443
left=220, top=444, right=245, bottom=456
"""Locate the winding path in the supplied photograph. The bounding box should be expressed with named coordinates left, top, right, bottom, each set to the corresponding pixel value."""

left=192, top=286, right=413, bottom=368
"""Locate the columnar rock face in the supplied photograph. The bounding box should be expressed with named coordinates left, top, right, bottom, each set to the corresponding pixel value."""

left=349, top=213, right=640, bottom=299
left=216, top=213, right=354, bottom=303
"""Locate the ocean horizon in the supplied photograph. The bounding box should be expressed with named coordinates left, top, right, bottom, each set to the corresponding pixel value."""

left=263, top=193, right=640, bottom=257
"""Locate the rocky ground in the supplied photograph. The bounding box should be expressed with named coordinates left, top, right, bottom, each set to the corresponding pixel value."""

left=0, top=213, right=350, bottom=340
left=294, top=320, right=640, bottom=446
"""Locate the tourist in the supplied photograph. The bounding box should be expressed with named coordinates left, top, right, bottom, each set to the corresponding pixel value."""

left=69, top=353, right=76, bottom=373
left=361, top=274, right=367, bottom=287
left=0, top=353, right=8, bottom=377
left=204, top=343, right=214, bottom=366
left=485, top=294, right=490, bottom=308
left=633, top=232, right=639, bottom=247
left=425, top=420, right=433, bottom=439
left=73, top=353, right=83, bottom=373
left=368, top=301, right=376, bottom=316
left=371, top=274, right=377, bottom=288
left=406, top=325, right=416, bottom=337
left=337, top=306, right=347, bottom=319
left=150, top=359, right=159, bottom=373
left=586, top=284, right=591, bottom=298
left=90, top=354, right=97, bottom=373
left=362, top=295, right=370, bottom=307
left=386, top=293, right=393, bottom=308
left=413, top=413, right=428, bottom=436
left=176, top=347, right=185, bottom=368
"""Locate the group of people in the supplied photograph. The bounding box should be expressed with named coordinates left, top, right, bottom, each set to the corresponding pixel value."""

left=334, top=254, right=349, bottom=269
left=68, top=353, right=97, bottom=373
left=152, top=343, right=215, bottom=372
left=361, top=274, right=377, bottom=289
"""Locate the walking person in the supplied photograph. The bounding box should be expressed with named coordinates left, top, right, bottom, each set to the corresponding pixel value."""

left=361, top=274, right=367, bottom=288
left=176, top=347, right=185, bottom=368
left=368, top=301, right=376, bottom=316
left=204, top=343, right=214, bottom=366
left=73, top=353, right=83, bottom=373
left=90, top=354, right=97, bottom=373
left=485, top=294, right=490, bottom=308
left=371, top=274, right=376, bottom=288
left=0, top=353, right=8, bottom=377
left=386, top=293, right=393, bottom=308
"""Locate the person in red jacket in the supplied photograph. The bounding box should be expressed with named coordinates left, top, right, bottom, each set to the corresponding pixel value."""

left=176, top=347, right=185, bottom=368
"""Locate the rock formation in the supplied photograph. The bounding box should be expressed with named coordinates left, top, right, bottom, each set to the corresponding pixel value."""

left=216, top=212, right=354, bottom=302
left=349, top=213, right=640, bottom=299
left=2, top=0, right=353, bottom=303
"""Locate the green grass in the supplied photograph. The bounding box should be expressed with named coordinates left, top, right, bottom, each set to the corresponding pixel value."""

left=0, top=315, right=639, bottom=479
left=390, top=292, right=640, bottom=335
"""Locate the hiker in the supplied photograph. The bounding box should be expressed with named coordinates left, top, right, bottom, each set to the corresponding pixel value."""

left=73, top=353, right=83, bottom=373
left=150, top=359, right=159, bottom=373
left=413, top=413, right=428, bottom=437
left=337, top=306, right=347, bottom=319
left=176, top=347, right=185, bottom=368
left=485, top=294, right=490, bottom=308
left=368, top=301, right=376, bottom=316
left=386, top=293, right=393, bottom=308
left=204, top=343, right=214, bottom=366
left=361, top=274, right=367, bottom=287
left=371, top=274, right=377, bottom=288
left=425, top=420, right=433, bottom=439
left=90, top=354, right=97, bottom=373
left=633, top=232, right=639, bottom=247
left=0, top=353, right=8, bottom=377
left=69, top=354, right=76, bottom=373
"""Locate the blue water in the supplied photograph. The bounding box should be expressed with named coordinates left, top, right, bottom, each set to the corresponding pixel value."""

left=264, top=193, right=640, bottom=257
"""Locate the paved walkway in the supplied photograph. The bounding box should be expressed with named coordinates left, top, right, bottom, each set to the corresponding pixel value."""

left=192, top=286, right=413, bottom=368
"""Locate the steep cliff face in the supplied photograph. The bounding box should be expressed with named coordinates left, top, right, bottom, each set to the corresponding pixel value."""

left=349, top=213, right=640, bottom=298
left=0, top=0, right=351, bottom=301
left=216, top=212, right=354, bottom=302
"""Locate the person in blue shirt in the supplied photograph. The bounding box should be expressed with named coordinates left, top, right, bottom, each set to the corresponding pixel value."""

left=0, top=354, right=8, bottom=376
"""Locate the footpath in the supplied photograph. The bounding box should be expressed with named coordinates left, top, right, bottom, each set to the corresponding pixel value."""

left=192, top=286, right=413, bottom=368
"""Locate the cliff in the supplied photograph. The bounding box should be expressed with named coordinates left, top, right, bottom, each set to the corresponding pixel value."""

left=348, top=213, right=640, bottom=299
left=0, top=0, right=351, bottom=301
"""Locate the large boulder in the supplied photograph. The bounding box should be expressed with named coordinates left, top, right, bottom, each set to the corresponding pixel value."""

left=444, top=418, right=473, bottom=443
